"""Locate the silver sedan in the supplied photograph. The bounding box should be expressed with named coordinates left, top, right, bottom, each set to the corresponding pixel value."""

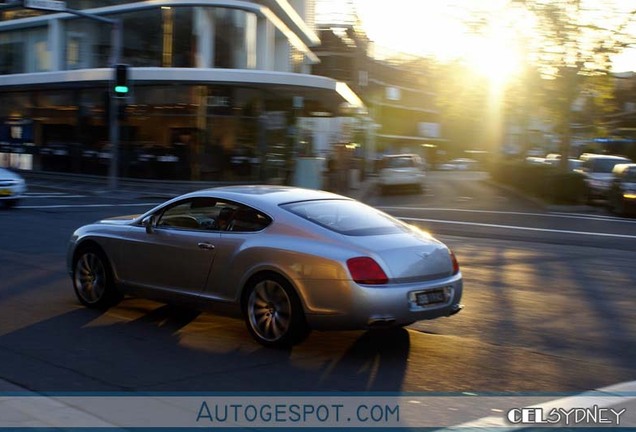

left=67, top=186, right=463, bottom=347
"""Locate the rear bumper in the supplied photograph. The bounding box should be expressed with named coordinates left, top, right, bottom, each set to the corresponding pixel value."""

left=304, top=274, right=463, bottom=330
left=378, top=172, right=425, bottom=187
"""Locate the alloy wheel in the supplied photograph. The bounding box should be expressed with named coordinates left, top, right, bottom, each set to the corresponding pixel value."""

left=74, top=252, right=107, bottom=305
left=247, top=279, right=292, bottom=343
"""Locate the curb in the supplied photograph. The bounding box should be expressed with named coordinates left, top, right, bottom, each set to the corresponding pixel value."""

left=483, top=177, right=600, bottom=213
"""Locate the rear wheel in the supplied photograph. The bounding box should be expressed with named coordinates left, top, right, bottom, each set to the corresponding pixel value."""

left=73, top=246, right=122, bottom=309
left=243, top=274, right=309, bottom=348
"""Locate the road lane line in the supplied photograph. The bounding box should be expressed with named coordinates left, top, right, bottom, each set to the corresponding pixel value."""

left=400, top=217, right=636, bottom=240
left=22, top=194, right=88, bottom=199
left=380, top=206, right=636, bottom=224
left=16, top=202, right=160, bottom=209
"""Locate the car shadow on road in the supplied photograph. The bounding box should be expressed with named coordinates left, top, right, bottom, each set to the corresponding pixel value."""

left=310, top=328, right=410, bottom=392
left=0, top=302, right=410, bottom=393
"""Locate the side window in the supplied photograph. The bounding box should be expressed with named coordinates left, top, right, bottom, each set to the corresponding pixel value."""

left=155, top=198, right=270, bottom=232
left=156, top=198, right=217, bottom=231
left=225, top=205, right=271, bottom=232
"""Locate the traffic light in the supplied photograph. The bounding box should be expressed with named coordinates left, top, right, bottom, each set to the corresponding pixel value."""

left=113, top=64, right=129, bottom=98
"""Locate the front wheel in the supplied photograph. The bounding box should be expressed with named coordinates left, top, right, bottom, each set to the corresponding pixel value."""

left=2, top=199, right=18, bottom=208
left=73, top=247, right=122, bottom=309
left=243, top=274, right=310, bottom=348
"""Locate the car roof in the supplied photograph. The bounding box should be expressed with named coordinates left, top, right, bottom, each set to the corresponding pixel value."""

left=184, top=185, right=350, bottom=210
left=580, top=153, right=630, bottom=160
left=612, top=163, right=636, bottom=175
left=0, top=167, right=23, bottom=180
left=382, top=153, right=419, bottom=158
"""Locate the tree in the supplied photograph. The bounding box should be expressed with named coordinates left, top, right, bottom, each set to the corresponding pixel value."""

left=514, top=0, right=635, bottom=169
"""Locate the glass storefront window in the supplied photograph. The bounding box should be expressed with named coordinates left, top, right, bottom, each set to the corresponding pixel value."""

left=0, top=83, right=304, bottom=183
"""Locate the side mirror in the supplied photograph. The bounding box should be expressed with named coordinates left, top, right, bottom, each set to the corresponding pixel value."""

left=143, top=215, right=156, bottom=234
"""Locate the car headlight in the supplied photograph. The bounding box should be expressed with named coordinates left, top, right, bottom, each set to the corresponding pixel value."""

left=623, top=191, right=636, bottom=200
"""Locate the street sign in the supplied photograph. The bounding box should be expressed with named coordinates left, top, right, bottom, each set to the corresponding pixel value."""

left=23, top=0, right=66, bottom=11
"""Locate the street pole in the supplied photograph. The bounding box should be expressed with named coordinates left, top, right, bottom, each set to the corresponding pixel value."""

left=65, top=10, right=122, bottom=191
left=108, top=19, right=122, bottom=190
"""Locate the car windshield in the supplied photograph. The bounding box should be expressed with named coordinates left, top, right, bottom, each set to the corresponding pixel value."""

left=383, top=156, right=415, bottom=168
left=281, top=199, right=410, bottom=236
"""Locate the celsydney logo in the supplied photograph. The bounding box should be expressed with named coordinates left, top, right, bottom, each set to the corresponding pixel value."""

left=507, top=405, right=626, bottom=426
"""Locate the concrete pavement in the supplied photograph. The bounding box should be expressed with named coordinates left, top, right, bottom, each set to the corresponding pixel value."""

left=20, top=170, right=378, bottom=203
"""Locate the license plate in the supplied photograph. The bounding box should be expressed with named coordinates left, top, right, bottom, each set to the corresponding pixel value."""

left=0, top=189, right=12, bottom=197
left=415, top=289, right=446, bottom=306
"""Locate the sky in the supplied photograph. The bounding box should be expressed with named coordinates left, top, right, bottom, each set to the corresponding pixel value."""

left=316, top=0, right=636, bottom=73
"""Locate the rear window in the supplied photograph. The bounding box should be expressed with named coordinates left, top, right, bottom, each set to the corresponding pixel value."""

left=593, top=158, right=629, bottom=173
left=281, top=199, right=410, bottom=236
left=382, top=156, right=417, bottom=169
left=623, top=169, right=636, bottom=182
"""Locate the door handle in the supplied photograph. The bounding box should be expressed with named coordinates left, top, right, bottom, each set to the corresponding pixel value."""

left=197, top=242, right=215, bottom=250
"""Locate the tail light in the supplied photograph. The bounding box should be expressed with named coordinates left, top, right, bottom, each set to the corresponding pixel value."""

left=450, top=250, right=460, bottom=275
left=346, top=257, right=388, bottom=285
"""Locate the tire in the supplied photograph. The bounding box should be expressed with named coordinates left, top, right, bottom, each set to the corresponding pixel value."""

left=72, top=246, right=122, bottom=309
left=612, top=198, right=626, bottom=216
left=2, top=199, right=18, bottom=208
left=243, top=273, right=310, bottom=348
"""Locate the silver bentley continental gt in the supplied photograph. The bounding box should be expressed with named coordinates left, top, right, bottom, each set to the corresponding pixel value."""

left=67, top=186, right=463, bottom=347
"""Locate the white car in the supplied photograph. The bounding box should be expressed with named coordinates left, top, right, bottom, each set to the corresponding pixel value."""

left=576, top=154, right=632, bottom=203
left=377, top=154, right=426, bottom=194
left=0, top=167, right=27, bottom=208
left=68, top=186, right=463, bottom=347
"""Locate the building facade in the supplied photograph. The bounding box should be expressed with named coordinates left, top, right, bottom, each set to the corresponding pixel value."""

left=311, top=23, right=444, bottom=164
left=0, top=0, right=362, bottom=181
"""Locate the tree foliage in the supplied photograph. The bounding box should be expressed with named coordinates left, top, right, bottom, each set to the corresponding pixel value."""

left=433, top=0, right=635, bottom=169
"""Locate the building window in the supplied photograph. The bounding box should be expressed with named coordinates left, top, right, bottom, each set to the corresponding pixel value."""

left=67, top=33, right=82, bottom=69
left=0, top=41, right=23, bottom=75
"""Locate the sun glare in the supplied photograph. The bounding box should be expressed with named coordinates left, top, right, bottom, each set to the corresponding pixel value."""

left=352, top=0, right=538, bottom=85
left=464, top=28, right=524, bottom=88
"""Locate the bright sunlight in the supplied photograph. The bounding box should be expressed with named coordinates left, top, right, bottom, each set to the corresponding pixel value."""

left=351, top=0, right=535, bottom=87
left=349, top=0, right=635, bottom=83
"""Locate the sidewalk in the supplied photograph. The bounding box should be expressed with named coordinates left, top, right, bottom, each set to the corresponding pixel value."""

left=21, top=170, right=377, bottom=203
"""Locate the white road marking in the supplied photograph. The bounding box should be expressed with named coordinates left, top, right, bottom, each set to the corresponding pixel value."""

left=400, top=217, right=636, bottom=240
left=23, top=194, right=87, bottom=199
left=17, top=202, right=160, bottom=209
left=380, top=206, right=636, bottom=224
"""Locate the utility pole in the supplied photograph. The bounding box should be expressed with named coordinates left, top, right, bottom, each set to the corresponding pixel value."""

left=20, top=0, right=123, bottom=190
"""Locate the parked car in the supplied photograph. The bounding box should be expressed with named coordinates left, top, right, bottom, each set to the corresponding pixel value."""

left=0, top=167, right=27, bottom=208
left=377, top=154, right=426, bottom=194
left=438, top=158, right=479, bottom=171
left=543, top=157, right=583, bottom=171
left=68, top=186, right=463, bottom=347
left=576, top=154, right=632, bottom=203
left=608, top=163, right=636, bottom=216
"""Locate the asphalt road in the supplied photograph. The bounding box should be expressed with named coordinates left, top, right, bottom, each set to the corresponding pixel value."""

left=0, top=172, right=634, bottom=397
